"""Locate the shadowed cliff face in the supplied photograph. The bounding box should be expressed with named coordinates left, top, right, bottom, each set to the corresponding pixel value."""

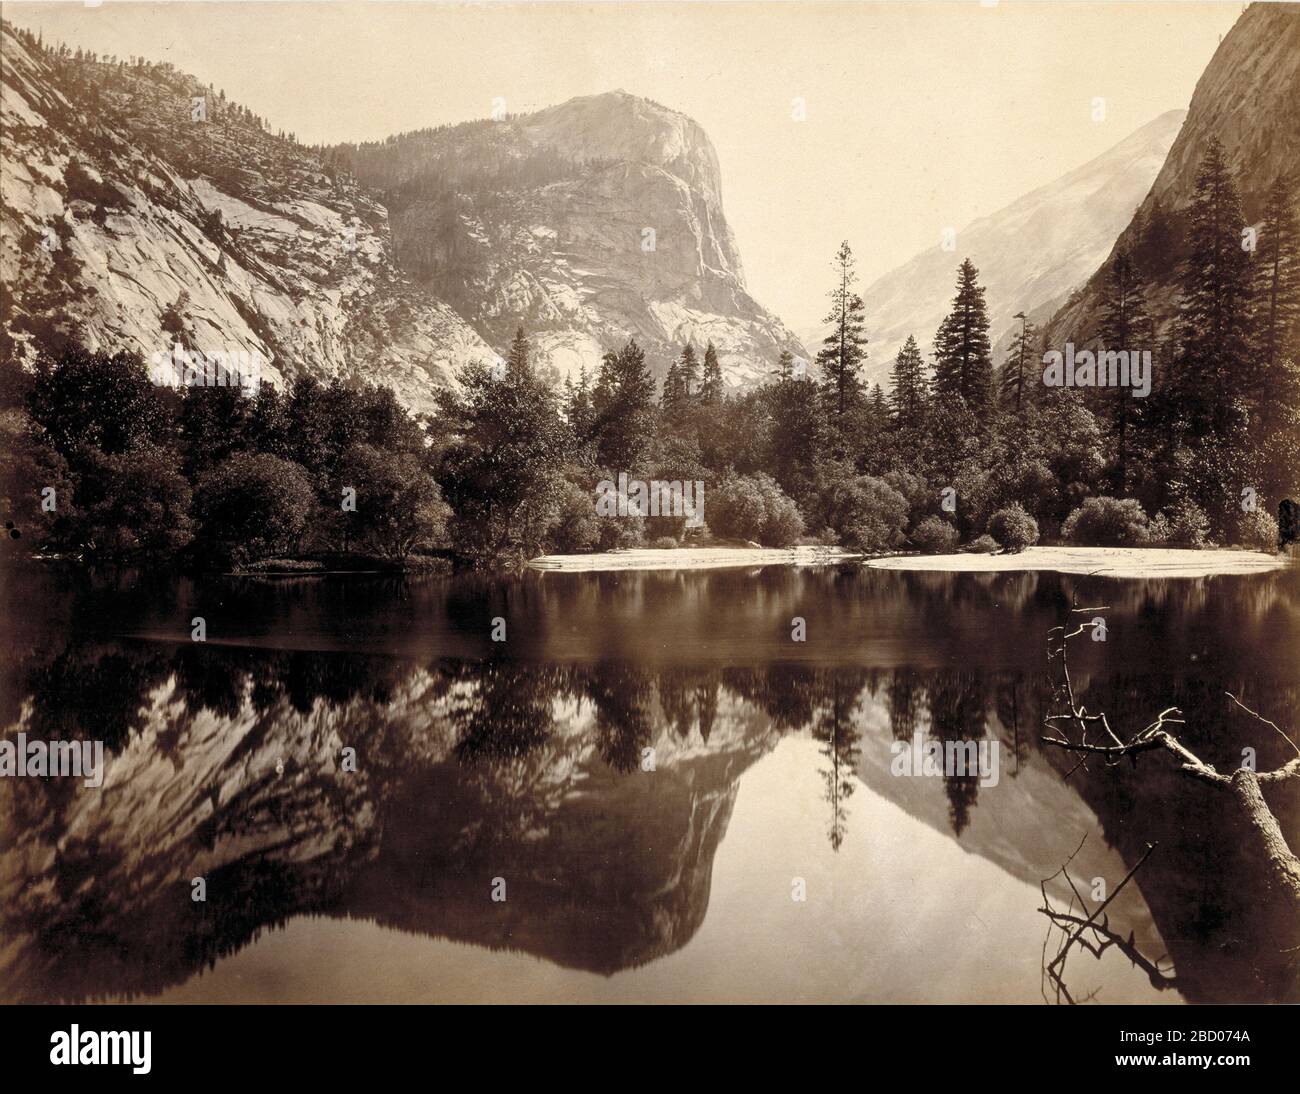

left=1, top=566, right=1296, bottom=1003
left=1044, top=2, right=1300, bottom=356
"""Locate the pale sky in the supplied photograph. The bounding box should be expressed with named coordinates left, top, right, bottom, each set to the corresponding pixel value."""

left=7, top=1, right=1243, bottom=331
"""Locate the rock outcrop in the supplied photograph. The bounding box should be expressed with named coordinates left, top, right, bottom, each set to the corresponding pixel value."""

left=335, top=90, right=808, bottom=388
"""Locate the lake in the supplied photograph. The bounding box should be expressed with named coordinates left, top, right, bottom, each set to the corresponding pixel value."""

left=1, top=561, right=1297, bottom=1003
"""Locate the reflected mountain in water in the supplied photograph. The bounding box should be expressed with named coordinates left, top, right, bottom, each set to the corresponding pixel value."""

left=1, top=565, right=1297, bottom=1002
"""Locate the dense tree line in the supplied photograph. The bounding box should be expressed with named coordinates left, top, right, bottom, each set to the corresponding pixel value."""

left=1, top=346, right=450, bottom=568
left=2, top=137, right=1294, bottom=567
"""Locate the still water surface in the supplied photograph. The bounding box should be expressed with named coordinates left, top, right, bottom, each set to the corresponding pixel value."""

left=2, top=563, right=1297, bottom=1003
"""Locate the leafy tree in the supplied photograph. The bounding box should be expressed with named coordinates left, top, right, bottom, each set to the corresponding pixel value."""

left=702, top=389, right=769, bottom=475
left=547, top=478, right=602, bottom=553
left=1061, top=496, right=1150, bottom=546
left=180, top=383, right=253, bottom=478
left=194, top=452, right=316, bottom=566
left=436, top=332, right=572, bottom=560
left=987, top=504, right=1039, bottom=552
left=820, top=471, right=908, bottom=551
left=337, top=443, right=450, bottom=558
left=911, top=515, right=958, bottom=554
left=27, top=344, right=173, bottom=461
left=707, top=472, right=804, bottom=546
left=284, top=376, right=367, bottom=493
left=763, top=368, right=826, bottom=502
left=66, top=444, right=194, bottom=560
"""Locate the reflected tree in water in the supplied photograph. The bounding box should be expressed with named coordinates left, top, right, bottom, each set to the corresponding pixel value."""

left=812, top=670, right=868, bottom=851
left=926, top=672, right=989, bottom=836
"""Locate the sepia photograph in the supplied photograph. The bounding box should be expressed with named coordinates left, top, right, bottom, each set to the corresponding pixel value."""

left=0, top=0, right=1297, bottom=1051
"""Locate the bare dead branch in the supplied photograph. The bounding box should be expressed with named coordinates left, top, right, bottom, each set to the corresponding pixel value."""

left=1226, top=690, right=1300, bottom=759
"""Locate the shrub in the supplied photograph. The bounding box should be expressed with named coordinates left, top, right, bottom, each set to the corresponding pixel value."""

left=708, top=472, right=804, bottom=547
left=962, top=533, right=1000, bottom=554
left=1226, top=507, right=1279, bottom=551
left=338, top=443, right=450, bottom=558
left=194, top=452, right=315, bottom=566
left=1144, top=513, right=1171, bottom=546
left=70, top=444, right=194, bottom=560
left=1151, top=498, right=1211, bottom=547
left=547, top=479, right=601, bottom=553
left=651, top=535, right=679, bottom=549
left=822, top=474, right=908, bottom=552
left=988, top=504, right=1039, bottom=553
left=1061, top=496, right=1149, bottom=546
left=911, top=515, right=959, bottom=554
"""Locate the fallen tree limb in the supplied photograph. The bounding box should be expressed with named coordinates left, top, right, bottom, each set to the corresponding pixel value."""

left=1040, top=608, right=1300, bottom=921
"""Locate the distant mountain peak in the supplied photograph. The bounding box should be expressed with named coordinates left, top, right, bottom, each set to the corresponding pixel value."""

left=857, top=109, right=1184, bottom=387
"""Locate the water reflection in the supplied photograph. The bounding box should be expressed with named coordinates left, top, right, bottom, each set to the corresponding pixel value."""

left=0, top=564, right=1296, bottom=1003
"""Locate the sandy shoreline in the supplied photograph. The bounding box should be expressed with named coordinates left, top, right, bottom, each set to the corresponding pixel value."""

left=527, top=546, right=860, bottom=572
left=527, top=544, right=1288, bottom=577
left=864, top=545, right=1286, bottom=578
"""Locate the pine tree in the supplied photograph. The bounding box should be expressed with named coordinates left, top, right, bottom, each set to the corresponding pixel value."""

left=1175, top=137, right=1254, bottom=432
left=889, top=335, right=928, bottom=424
left=1253, top=173, right=1300, bottom=502
left=592, top=340, right=656, bottom=469
left=815, top=241, right=869, bottom=417
left=997, top=315, right=1037, bottom=415
left=1172, top=137, right=1256, bottom=530
left=869, top=383, right=889, bottom=420
left=1254, top=173, right=1300, bottom=375
left=565, top=365, right=596, bottom=442
left=678, top=343, right=701, bottom=397
left=661, top=358, right=689, bottom=420
left=506, top=326, right=532, bottom=378
left=932, top=259, right=993, bottom=410
left=699, top=341, right=723, bottom=404
left=1098, top=250, right=1149, bottom=490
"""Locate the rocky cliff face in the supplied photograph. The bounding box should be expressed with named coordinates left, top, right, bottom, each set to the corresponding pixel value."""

left=0, top=23, right=492, bottom=415
left=335, top=90, right=807, bottom=388
left=856, top=111, right=1183, bottom=388
left=1043, top=2, right=1300, bottom=353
